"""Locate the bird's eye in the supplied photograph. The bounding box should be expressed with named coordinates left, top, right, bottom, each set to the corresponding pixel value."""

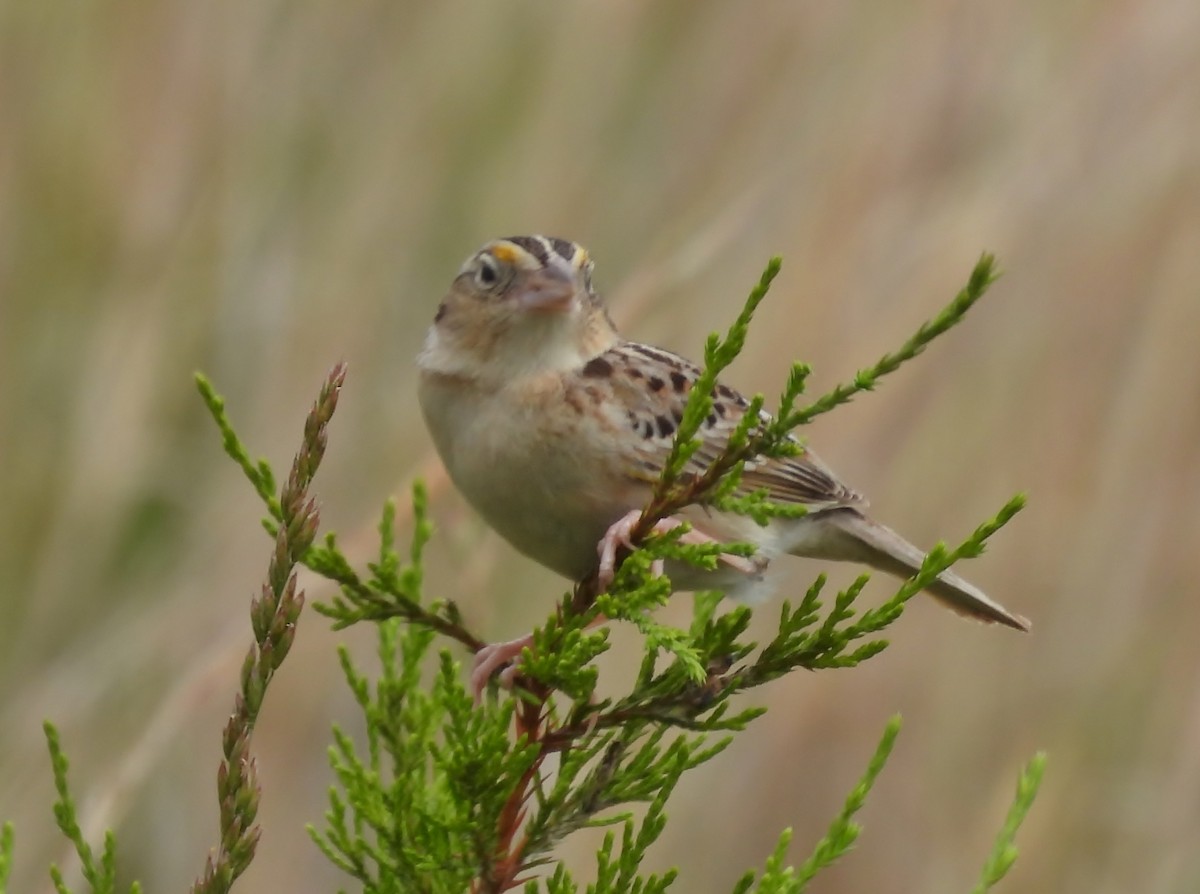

left=475, top=256, right=501, bottom=290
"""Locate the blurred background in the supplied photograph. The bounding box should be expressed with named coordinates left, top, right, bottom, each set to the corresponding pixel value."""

left=2, top=1, right=1199, bottom=891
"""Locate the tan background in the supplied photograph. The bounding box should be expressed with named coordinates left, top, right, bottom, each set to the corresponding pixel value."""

left=3, top=2, right=1199, bottom=892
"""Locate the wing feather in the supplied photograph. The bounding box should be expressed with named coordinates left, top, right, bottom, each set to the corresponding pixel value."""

left=595, top=342, right=864, bottom=510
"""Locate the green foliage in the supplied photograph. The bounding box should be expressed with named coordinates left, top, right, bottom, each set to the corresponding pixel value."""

left=194, top=374, right=281, bottom=525
left=661, top=257, right=782, bottom=485
left=730, top=716, right=900, bottom=894
left=972, top=753, right=1047, bottom=893
left=307, top=623, right=530, bottom=893
left=782, top=254, right=1001, bottom=430
left=22, top=364, right=346, bottom=894
left=792, top=715, right=900, bottom=888
left=43, top=722, right=141, bottom=894
left=292, top=253, right=1038, bottom=891
left=0, top=823, right=12, bottom=894
left=16, top=253, right=1044, bottom=893
left=190, top=363, right=346, bottom=894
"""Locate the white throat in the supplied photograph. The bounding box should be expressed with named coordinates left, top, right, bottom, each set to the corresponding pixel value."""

left=419, top=309, right=593, bottom=384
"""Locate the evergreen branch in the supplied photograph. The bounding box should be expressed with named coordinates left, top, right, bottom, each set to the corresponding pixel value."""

left=306, top=482, right=487, bottom=653
left=573, top=254, right=1001, bottom=624
left=849, top=493, right=1026, bottom=635
left=720, top=720, right=902, bottom=892
left=729, top=828, right=793, bottom=894
left=524, top=493, right=1022, bottom=756
left=971, top=752, right=1046, bottom=893
left=1, top=249, right=1038, bottom=894
left=195, top=373, right=280, bottom=521
left=44, top=723, right=113, bottom=894
left=445, top=257, right=1023, bottom=887
left=793, top=716, right=900, bottom=889
left=660, top=258, right=782, bottom=487
left=785, top=254, right=999, bottom=428
left=200, top=363, right=489, bottom=654
left=0, top=823, right=12, bottom=893
left=41, top=724, right=143, bottom=894
left=190, top=362, right=345, bottom=894
left=554, top=260, right=783, bottom=610
left=727, top=718, right=901, bottom=894
left=177, top=251, right=1040, bottom=892
left=310, top=549, right=486, bottom=653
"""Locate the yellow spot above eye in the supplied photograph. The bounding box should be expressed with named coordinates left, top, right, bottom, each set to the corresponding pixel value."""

left=491, top=244, right=519, bottom=263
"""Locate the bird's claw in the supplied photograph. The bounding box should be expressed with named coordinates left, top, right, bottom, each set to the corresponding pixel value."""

left=596, top=509, right=645, bottom=590
left=470, top=633, right=534, bottom=702
left=595, top=510, right=759, bottom=591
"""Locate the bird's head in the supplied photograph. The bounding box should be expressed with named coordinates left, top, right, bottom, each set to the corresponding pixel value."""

left=420, top=236, right=618, bottom=382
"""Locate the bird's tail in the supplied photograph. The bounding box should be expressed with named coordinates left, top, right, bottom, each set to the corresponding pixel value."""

left=810, top=509, right=1030, bottom=631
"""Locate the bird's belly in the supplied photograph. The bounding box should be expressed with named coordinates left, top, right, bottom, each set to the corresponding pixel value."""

left=422, top=381, right=640, bottom=580
left=457, top=444, right=633, bottom=580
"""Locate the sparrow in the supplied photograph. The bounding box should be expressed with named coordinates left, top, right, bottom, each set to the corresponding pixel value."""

left=417, top=236, right=1029, bottom=695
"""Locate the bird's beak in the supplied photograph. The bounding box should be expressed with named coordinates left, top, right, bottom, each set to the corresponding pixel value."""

left=515, top=266, right=577, bottom=313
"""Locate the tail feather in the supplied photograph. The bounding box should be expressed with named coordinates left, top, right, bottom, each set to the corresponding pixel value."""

left=796, top=509, right=1030, bottom=631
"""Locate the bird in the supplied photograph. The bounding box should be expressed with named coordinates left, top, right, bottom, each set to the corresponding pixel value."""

left=417, top=235, right=1029, bottom=695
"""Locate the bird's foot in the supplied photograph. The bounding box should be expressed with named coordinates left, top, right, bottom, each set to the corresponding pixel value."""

left=597, top=510, right=655, bottom=589
left=470, top=633, right=535, bottom=702
left=596, top=510, right=760, bottom=591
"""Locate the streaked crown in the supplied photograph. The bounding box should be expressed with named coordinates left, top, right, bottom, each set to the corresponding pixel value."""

left=464, top=235, right=595, bottom=295
left=475, top=235, right=590, bottom=273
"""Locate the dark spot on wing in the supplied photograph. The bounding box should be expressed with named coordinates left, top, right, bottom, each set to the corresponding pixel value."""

left=670, top=371, right=689, bottom=393
left=628, top=367, right=643, bottom=379
left=715, top=383, right=747, bottom=407
left=434, top=303, right=448, bottom=323
left=656, top=415, right=675, bottom=438
left=648, top=376, right=664, bottom=392
left=582, top=356, right=613, bottom=378
left=640, top=419, right=655, bottom=439
left=714, top=402, right=727, bottom=417
left=706, top=412, right=717, bottom=427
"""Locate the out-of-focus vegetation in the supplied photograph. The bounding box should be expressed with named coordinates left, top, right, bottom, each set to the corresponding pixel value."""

left=2, top=2, right=1198, bottom=892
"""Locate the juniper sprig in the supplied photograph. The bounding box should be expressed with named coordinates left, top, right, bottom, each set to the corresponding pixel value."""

left=18, top=254, right=1042, bottom=894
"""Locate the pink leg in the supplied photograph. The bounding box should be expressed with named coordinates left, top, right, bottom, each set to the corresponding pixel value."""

left=596, top=510, right=761, bottom=591
left=472, top=611, right=610, bottom=700
left=470, top=633, right=534, bottom=702
left=597, top=510, right=652, bottom=590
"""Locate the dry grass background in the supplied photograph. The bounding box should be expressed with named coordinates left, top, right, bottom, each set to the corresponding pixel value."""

left=2, top=1, right=1199, bottom=891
